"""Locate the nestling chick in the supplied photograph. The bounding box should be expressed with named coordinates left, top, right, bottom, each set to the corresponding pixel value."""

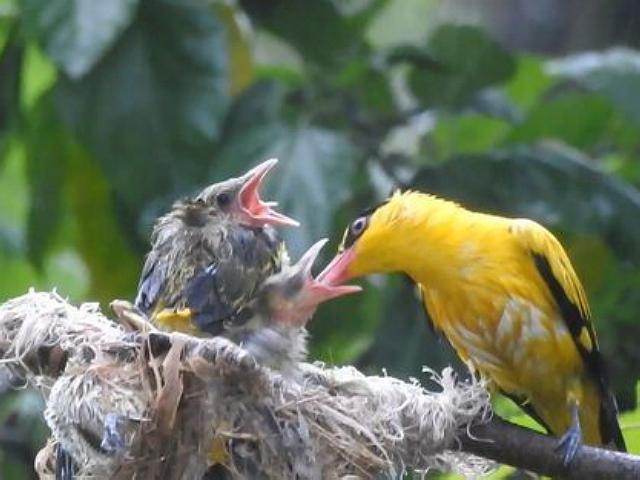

left=135, top=159, right=298, bottom=336
left=226, top=239, right=361, bottom=374
left=203, top=240, right=359, bottom=477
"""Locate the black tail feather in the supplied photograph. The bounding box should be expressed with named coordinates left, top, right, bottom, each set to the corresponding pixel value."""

left=599, top=390, right=626, bottom=452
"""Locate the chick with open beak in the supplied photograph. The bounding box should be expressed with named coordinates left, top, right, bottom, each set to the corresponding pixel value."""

left=226, top=239, right=360, bottom=375
left=196, top=158, right=299, bottom=228
left=135, top=158, right=296, bottom=336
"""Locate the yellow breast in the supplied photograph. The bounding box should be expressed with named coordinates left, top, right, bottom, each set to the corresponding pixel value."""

left=421, top=287, right=581, bottom=395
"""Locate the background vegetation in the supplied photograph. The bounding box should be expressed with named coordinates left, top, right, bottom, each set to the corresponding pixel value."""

left=1, top=0, right=640, bottom=477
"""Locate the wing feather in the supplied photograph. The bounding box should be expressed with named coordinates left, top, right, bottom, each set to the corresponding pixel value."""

left=134, top=252, right=166, bottom=314
left=510, top=219, right=625, bottom=451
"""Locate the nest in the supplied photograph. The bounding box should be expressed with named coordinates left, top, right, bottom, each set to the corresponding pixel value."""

left=0, top=291, right=494, bottom=479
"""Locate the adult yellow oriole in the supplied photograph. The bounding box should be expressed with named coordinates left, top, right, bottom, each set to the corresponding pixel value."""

left=320, top=190, right=626, bottom=462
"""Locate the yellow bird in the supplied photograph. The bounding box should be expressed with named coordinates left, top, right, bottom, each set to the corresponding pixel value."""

left=320, top=190, right=626, bottom=461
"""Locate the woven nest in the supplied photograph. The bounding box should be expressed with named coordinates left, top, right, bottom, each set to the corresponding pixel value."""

left=0, top=291, right=494, bottom=479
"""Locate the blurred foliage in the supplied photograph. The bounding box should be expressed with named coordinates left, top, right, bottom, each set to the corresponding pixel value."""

left=1, top=0, right=640, bottom=477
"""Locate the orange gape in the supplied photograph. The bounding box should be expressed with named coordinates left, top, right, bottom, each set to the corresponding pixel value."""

left=321, top=191, right=625, bottom=461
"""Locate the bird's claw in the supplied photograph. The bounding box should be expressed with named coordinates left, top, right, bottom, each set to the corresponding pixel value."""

left=111, top=300, right=155, bottom=333
left=556, top=424, right=581, bottom=466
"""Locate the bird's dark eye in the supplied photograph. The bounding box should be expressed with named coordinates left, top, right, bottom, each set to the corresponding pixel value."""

left=342, top=215, right=369, bottom=249
left=350, top=216, right=368, bottom=237
left=216, top=192, right=231, bottom=208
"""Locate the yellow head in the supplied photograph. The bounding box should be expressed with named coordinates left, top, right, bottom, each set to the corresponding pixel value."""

left=320, top=191, right=464, bottom=284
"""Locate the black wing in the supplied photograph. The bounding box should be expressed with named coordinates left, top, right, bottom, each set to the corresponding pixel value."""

left=183, top=264, right=235, bottom=336
left=508, top=220, right=625, bottom=451
left=183, top=226, right=282, bottom=335
left=533, top=252, right=626, bottom=451
left=134, top=252, right=166, bottom=314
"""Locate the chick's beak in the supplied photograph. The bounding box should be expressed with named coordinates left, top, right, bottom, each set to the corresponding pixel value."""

left=299, top=240, right=361, bottom=306
left=317, top=247, right=356, bottom=287
left=269, top=239, right=360, bottom=328
left=238, top=158, right=300, bottom=227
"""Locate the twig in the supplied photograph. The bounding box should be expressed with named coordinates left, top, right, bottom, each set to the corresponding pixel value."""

left=461, top=417, right=640, bottom=479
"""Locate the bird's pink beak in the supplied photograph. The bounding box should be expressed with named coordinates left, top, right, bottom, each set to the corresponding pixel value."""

left=275, top=240, right=360, bottom=327
left=238, top=159, right=300, bottom=227
left=317, top=247, right=357, bottom=287
left=300, top=240, right=362, bottom=306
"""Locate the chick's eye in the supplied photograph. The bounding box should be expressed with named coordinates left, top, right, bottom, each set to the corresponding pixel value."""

left=350, top=216, right=367, bottom=237
left=216, top=192, right=231, bottom=208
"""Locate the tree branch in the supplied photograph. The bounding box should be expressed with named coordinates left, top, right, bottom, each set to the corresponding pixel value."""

left=461, top=416, right=640, bottom=479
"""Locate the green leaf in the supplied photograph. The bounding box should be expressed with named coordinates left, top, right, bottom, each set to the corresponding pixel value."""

left=20, top=43, right=57, bottom=111
left=0, top=0, right=17, bottom=50
left=20, top=0, right=139, bottom=78
left=264, top=126, right=356, bottom=254
left=358, top=276, right=463, bottom=379
left=408, top=25, right=516, bottom=108
left=239, top=0, right=362, bottom=69
left=365, top=0, right=436, bottom=49
left=619, top=382, right=640, bottom=451
left=65, top=142, right=139, bottom=305
left=0, top=390, right=47, bottom=479
left=54, top=0, right=228, bottom=218
left=219, top=123, right=357, bottom=256
left=0, top=23, right=21, bottom=136
left=310, top=201, right=382, bottom=365
left=604, top=152, right=640, bottom=186
left=336, top=59, right=394, bottom=115
left=310, top=285, right=381, bottom=366
left=0, top=137, right=28, bottom=228
left=0, top=254, right=39, bottom=298
left=504, top=94, right=615, bottom=149
left=213, top=1, right=254, bottom=95
left=547, top=48, right=640, bottom=124
left=0, top=136, right=27, bottom=257
left=220, top=80, right=285, bottom=136
left=412, top=145, right=640, bottom=263
left=344, top=0, right=390, bottom=36
left=215, top=80, right=357, bottom=256
left=430, top=113, right=510, bottom=159
left=504, top=55, right=553, bottom=111
left=24, top=95, right=67, bottom=269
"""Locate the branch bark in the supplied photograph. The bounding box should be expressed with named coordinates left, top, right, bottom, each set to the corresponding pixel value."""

left=461, top=416, right=640, bottom=479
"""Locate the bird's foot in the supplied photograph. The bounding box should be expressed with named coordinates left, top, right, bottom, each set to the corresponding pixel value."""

left=110, top=300, right=155, bottom=333
left=555, top=424, right=581, bottom=466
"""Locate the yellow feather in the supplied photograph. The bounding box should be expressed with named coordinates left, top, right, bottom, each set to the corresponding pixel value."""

left=153, top=308, right=200, bottom=335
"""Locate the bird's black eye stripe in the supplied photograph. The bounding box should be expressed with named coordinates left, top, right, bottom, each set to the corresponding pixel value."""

left=340, top=198, right=390, bottom=250
left=351, top=217, right=367, bottom=235
left=216, top=192, right=231, bottom=208
left=343, top=215, right=369, bottom=249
